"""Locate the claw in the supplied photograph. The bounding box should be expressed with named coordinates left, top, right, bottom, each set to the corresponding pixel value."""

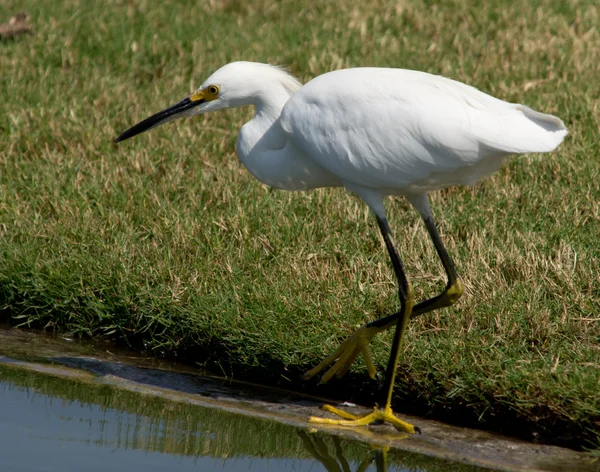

left=304, top=326, right=382, bottom=383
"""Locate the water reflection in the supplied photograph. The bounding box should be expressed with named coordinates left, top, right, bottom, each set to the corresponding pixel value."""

left=299, top=430, right=380, bottom=472
left=0, top=364, right=484, bottom=471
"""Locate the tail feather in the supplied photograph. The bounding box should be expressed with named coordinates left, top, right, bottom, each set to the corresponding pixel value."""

left=474, top=105, right=567, bottom=155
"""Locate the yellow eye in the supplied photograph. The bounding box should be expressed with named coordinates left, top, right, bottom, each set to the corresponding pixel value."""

left=207, top=85, right=219, bottom=96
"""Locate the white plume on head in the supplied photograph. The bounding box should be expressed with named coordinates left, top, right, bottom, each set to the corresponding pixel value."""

left=271, top=65, right=303, bottom=95
left=193, top=62, right=302, bottom=113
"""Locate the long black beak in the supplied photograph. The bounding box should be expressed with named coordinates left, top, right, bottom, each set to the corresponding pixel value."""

left=115, top=97, right=203, bottom=143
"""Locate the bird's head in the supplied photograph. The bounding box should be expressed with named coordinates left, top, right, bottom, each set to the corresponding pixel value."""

left=115, top=61, right=300, bottom=142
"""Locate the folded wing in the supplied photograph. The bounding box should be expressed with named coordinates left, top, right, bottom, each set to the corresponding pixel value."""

left=280, top=68, right=566, bottom=190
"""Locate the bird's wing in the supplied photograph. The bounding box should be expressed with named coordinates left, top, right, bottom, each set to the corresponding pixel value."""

left=280, top=68, right=566, bottom=190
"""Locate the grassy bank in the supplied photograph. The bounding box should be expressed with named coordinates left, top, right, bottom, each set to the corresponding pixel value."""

left=1, top=0, right=599, bottom=451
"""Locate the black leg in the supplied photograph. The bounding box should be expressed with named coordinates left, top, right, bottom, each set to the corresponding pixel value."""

left=367, top=214, right=463, bottom=331
left=375, top=216, right=410, bottom=299
left=308, top=213, right=420, bottom=433
left=375, top=216, right=414, bottom=408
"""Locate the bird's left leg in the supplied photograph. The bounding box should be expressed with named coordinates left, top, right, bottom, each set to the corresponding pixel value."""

left=309, top=216, right=418, bottom=433
left=304, top=198, right=462, bottom=383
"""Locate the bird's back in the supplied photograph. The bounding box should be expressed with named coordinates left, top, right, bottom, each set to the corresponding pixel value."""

left=280, top=68, right=567, bottom=193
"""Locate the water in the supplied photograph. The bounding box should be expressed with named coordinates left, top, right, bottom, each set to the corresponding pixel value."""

left=0, top=327, right=596, bottom=472
left=0, top=365, right=478, bottom=472
left=1, top=383, right=315, bottom=471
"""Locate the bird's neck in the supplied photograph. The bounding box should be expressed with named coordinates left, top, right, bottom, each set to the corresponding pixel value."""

left=238, top=85, right=292, bottom=155
left=254, top=89, right=291, bottom=122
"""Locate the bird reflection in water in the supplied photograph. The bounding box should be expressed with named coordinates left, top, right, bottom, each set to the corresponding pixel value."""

left=298, top=430, right=394, bottom=472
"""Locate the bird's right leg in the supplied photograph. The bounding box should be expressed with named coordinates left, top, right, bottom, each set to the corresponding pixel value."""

left=308, top=215, right=418, bottom=433
left=303, top=211, right=463, bottom=383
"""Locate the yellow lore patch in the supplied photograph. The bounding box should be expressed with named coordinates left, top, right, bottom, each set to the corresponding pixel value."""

left=190, top=89, right=204, bottom=102
left=191, top=84, right=220, bottom=102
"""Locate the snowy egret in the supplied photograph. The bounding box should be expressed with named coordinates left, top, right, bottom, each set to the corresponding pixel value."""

left=116, top=61, right=567, bottom=434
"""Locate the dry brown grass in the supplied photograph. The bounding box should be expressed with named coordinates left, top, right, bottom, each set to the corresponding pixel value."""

left=0, top=0, right=598, bottom=450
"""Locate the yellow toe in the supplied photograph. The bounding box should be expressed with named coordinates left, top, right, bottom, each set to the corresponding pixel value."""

left=309, top=404, right=419, bottom=435
left=304, top=326, right=382, bottom=383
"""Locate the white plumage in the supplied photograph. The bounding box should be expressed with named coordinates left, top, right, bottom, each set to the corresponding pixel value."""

left=187, top=62, right=566, bottom=217
left=281, top=67, right=566, bottom=192
left=116, top=61, right=567, bottom=433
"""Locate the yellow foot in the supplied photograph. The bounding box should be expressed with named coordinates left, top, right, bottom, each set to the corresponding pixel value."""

left=309, top=404, right=421, bottom=435
left=303, top=326, right=382, bottom=383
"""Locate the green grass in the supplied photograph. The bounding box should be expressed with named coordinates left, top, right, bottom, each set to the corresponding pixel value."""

left=1, top=0, right=599, bottom=451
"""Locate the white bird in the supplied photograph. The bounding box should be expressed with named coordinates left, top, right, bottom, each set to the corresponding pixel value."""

left=116, top=61, right=567, bottom=434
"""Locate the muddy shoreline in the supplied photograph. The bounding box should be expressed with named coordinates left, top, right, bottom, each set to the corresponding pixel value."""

left=0, top=325, right=598, bottom=471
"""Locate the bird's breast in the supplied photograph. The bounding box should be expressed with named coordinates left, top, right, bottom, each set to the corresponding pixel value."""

left=236, top=123, right=341, bottom=191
